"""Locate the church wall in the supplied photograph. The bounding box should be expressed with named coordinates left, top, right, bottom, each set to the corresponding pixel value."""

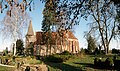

left=33, top=37, right=80, bottom=56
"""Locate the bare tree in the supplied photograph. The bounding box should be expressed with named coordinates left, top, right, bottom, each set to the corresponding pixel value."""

left=86, top=0, right=118, bottom=54
left=0, top=6, right=30, bottom=56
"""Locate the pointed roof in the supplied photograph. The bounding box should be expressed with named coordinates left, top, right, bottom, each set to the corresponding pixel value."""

left=27, top=20, right=34, bottom=36
left=35, top=30, right=78, bottom=45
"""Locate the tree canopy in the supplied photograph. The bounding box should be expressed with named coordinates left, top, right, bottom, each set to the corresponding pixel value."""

left=16, top=39, right=24, bottom=55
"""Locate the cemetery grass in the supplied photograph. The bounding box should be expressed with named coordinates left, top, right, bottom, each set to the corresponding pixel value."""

left=0, top=66, right=15, bottom=71
left=46, top=54, right=116, bottom=71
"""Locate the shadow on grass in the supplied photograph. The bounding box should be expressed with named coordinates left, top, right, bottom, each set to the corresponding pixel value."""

left=89, top=54, right=115, bottom=58
left=74, top=62, right=116, bottom=70
left=44, top=62, right=82, bottom=71
left=74, top=62, right=94, bottom=68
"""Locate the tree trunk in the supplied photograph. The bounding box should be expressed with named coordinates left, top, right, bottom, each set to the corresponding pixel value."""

left=104, top=44, right=110, bottom=54
left=107, top=47, right=109, bottom=54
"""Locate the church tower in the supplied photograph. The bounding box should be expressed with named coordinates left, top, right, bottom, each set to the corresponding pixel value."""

left=25, top=20, right=36, bottom=48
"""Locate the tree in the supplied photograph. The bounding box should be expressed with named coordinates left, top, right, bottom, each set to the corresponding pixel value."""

left=16, top=39, right=24, bottom=55
left=42, top=0, right=59, bottom=55
left=26, top=42, right=34, bottom=56
left=0, top=6, right=30, bottom=56
left=42, top=0, right=59, bottom=32
left=58, top=0, right=118, bottom=54
left=86, top=34, right=97, bottom=54
left=0, top=0, right=34, bottom=14
left=86, top=0, right=118, bottom=54
left=57, top=0, right=120, bottom=29
left=58, top=0, right=119, bottom=54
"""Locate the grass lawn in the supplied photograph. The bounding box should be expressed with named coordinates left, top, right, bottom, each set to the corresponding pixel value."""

left=45, top=54, right=117, bottom=71
left=0, top=66, right=15, bottom=71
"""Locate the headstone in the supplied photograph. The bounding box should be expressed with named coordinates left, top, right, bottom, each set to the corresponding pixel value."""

left=25, top=66, right=30, bottom=71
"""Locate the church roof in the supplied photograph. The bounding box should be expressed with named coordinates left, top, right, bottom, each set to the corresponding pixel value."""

left=35, top=31, right=78, bottom=45
left=66, top=31, right=77, bottom=39
left=27, top=20, right=34, bottom=36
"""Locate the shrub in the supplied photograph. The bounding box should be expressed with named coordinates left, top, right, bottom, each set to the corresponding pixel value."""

left=45, top=55, right=63, bottom=63
left=60, top=51, right=71, bottom=55
left=45, top=54, right=72, bottom=63
left=105, top=58, right=114, bottom=68
left=94, top=58, right=101, bottom=66
left=59, top=55, right=71, bottom=61
left=94, top=57, right=114, bottom=69
left=114, top=60, right=120, bottom=70
left=112, top=48, right=119, bottom=54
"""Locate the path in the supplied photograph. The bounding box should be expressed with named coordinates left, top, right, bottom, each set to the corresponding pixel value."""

left=0, top=64, right=15, bottom=67
left=0, top=63, right=48, bottom=71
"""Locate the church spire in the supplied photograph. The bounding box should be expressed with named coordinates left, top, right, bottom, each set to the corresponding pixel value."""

left=27, top=20, right=34, bottom=36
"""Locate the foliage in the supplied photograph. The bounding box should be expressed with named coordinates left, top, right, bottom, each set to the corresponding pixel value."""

left=112, top=48, right=120, bottom=54
left=0, top=0, right=119, bottom=32
left=16, top=39, right=24, bottom=55
left=94, top=58, right=102, bottom=67
left=105, top=58, right=114, bottom=68
left=114, top=59, right=120, bottom=70
left=0, top=0, right=34, bottom=14
left=86, top=34, right=97, bottom=54
left=80, top=48, right=85, bottom=54
left=45, top=55, right=63, bottom=63
left=45, top=53, right=72, bottom=63
left=42, top=0, right=59, bottom=32
left=60, top=51, right=71, bottom=55
left=94, top=57, right=114, bottom=69
left=41, top=0, right=60, bottom=55
left=26, top=42, right=34, bottom=56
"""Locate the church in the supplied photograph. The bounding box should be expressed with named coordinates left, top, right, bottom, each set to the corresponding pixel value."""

left=25, top=21, right=80, bottom=56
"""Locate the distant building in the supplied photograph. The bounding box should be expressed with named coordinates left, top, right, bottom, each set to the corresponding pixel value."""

left=25, top=21, right=80, bottom=56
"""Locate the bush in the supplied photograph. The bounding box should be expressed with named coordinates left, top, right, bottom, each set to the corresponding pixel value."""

left=105, top=58, right=114, bottom=68
left=114, top=60, right=120, bottom=70
left=94, top=58, right=102, bottom=66
left=59, top=55, right=71, bottom=61
left=94, top=57, right=107, bottom=68
left=45, top=55, right=63, bottom=63
left=45, top=54, right=72, bottom=63
left=112, top=48, right=119, bottom=54
left=60, top=51, right=71, bottom=55
left=94, top=57, right=114, bottom=69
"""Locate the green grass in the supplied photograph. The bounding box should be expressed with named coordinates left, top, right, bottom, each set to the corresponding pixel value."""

left=0, top=66, right=15, bottom=71
left=27, top=59, right=42, bottom=64
left=45, top=54, right=117, bottom=71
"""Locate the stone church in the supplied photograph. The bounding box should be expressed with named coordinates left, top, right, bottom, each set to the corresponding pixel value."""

left=25, top=21, right=80, bottom=56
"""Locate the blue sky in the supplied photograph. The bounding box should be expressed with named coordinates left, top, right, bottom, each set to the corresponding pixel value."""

left=0, top=0, right=119, bottom=51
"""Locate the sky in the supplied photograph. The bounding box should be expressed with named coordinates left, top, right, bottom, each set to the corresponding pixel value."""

left=0, top=0, right=119, bottom=51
